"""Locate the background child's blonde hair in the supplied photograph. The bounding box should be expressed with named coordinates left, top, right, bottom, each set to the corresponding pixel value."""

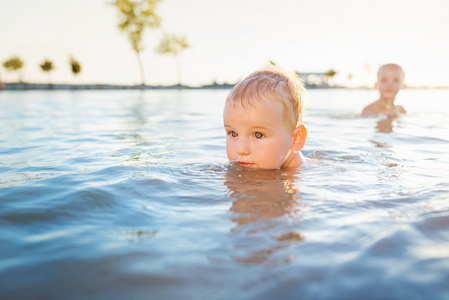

left=226, top=65, right=307, bottom=131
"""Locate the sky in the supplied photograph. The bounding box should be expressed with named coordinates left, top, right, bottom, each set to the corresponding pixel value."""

left=1, top=0, right=449, bottom=87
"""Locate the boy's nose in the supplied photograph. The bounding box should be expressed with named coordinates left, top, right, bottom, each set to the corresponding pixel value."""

left=236, top=138, right=250, bottom=155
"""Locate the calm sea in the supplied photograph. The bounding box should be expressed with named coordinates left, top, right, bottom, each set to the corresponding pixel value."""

left=1, top=88, right=449, bottom=299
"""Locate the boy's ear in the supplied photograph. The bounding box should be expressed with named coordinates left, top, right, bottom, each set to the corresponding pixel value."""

left=374, top=82, right=378, bottom=89
left=291, top=125, right=307, bottom=152
left=402, top=83, right=408, bottom=90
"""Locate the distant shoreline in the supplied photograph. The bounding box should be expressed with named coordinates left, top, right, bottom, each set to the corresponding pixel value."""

left=1, top=82, right=234, bottom=91
left=1, top=82, right=447, bottom=91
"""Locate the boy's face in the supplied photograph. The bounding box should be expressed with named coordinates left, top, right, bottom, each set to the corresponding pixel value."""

left=223, top=99, right=296, bottom=169
left=376, top=66, right=405, bottom=100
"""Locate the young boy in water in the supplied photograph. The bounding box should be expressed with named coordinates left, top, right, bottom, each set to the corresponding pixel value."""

left=361, top=63, right=407, bottom=117
left=223, top=66, right=307, bottom=169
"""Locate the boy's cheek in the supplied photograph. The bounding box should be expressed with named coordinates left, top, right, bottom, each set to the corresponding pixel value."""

left=225, top=143, right=235, bottom=160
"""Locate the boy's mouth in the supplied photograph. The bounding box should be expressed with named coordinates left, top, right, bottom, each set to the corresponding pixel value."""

left=238, top=161, right=254, bottom=168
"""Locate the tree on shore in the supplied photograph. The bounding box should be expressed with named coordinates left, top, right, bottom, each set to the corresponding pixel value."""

left=325, top=69, right=337, bottom=78
left=3, top=56, right=24, bottom=82
left=325, top=69, right=337, bottom=86
left=70, top=57, right=81, bottom=77
left=113, top=0, right=162, bottom=86
left=40, top=59, right=54, bottom=84
left=156, top=33, right=190, bottom=85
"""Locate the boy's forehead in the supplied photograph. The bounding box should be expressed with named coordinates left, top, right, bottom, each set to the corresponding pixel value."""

left=225, top=91, right=298, bottom=131
left=378, top=66, right=404, bottom=78
left=226, top=96, right=280, bottom=111
left=224, top=98, right=290, bottom=129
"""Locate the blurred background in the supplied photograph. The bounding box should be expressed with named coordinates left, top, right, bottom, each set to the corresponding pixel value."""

left=1, top=0, right=448, bottom=88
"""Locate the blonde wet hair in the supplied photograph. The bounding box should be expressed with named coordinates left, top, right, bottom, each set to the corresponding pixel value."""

left=226, top=65, right=307, bottom=131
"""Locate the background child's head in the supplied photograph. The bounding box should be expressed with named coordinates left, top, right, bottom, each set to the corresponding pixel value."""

left=375, top=63, right=406, bottom=100
left=377, top=63, right=405, bottom=81
left=225, top=65, right=307, bottom=132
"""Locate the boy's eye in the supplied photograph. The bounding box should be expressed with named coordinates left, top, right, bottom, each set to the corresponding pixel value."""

left=255, top=132, right=264, bottom=139
left=229, top=131, right=238, bottom=137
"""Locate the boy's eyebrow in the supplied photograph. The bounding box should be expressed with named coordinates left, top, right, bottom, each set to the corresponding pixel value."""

left=245, top=125, right=276, bottom=134
left=251, top=125, right=272, bottom=132
left=223, top=124, right=274, bottom=133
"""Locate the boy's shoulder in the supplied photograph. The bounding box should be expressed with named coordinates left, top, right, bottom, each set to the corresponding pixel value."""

left=361, top=101, right=406, bottom=117
left=361, top=100, right=382, bottom=117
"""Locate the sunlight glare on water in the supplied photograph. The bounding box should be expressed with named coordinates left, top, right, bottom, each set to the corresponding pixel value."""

left=1, top=88, right=449, bottom=299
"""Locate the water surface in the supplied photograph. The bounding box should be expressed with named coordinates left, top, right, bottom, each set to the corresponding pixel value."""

left=1, top=89, right=449, bottom=299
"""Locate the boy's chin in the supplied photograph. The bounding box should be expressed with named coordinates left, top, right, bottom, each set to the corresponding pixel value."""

left=381, top=92, right=399, bottom=98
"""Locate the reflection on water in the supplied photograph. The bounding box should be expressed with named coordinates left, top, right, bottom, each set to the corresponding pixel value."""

left=376, top=115, right=399, bottom=133
left=224, top=164, right=304, bottom=265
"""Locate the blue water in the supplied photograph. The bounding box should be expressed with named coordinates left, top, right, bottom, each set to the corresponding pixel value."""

left=1, top=89, right=449, bottom=299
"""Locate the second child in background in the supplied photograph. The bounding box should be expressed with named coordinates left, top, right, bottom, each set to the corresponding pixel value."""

left=362, top=63, right=407, bottom=117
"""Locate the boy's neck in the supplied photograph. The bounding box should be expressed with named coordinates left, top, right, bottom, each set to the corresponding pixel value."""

left=379, top=96, right=396, bottom=107
left=283, top=151, right=304, bottom=169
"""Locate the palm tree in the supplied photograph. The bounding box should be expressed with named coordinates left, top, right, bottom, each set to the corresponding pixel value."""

left=40, top=59, right=54, bottom=85
left=3, top=56, right=24, bottom=82
left=113, top=0, right=162, bottom=86
left=156, top=32, right=190, bottom=85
